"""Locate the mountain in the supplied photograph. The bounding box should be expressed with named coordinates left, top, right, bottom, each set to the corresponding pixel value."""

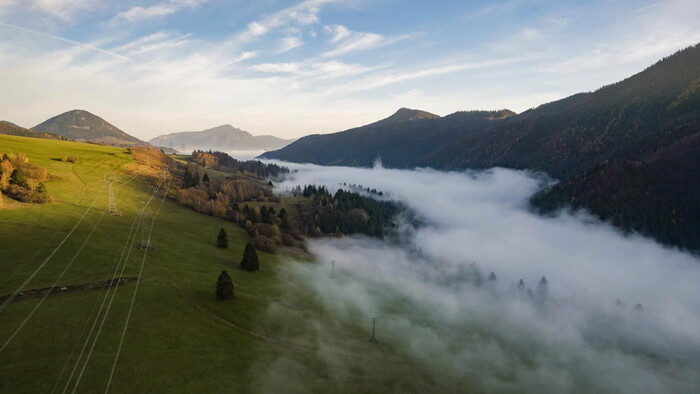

left=32, top=110, right=146, bottom=146
left=261, top=108, right=516, bottom=167
left=262, top=44, right=700, bottom=252
left=149, top=124, right=294, bottom=152
left=0, top=121, right=68, bottom=141
left=420, top=44, right=700, bottom=178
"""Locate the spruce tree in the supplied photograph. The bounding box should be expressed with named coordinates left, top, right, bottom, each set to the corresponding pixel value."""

left=216, top=228, right=229, bottom=248
left=203, top=172, right=210, bottom=183
left=240, top=242, right=260, bottom=271
left=216, top=270, right=234, bottom=300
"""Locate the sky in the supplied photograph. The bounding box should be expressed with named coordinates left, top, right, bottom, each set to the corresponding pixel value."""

left=0, top=0, right=699, bottom=140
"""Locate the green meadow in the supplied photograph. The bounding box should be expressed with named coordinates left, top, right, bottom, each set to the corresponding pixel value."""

left=0, top=135, right=436, bottom=393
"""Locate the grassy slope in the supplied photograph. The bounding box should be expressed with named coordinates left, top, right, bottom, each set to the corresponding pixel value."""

left=0, top=135, right=436, bottom=393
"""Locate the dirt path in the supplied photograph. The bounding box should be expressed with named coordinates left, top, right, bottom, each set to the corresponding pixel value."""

left=0, top=277, right=138, bottom=304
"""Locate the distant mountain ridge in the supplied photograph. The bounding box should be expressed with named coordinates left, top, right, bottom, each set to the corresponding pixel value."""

left=149, top=124, right=294, bottom=152
left=32, top=110, right=146, bottom=146
left=261, top=108, right=516, bottom=167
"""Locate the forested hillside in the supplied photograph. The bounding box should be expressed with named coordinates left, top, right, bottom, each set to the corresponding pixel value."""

left=262, top=108, right=515, bottom=167
left=0, top=121, right=67, bottom=141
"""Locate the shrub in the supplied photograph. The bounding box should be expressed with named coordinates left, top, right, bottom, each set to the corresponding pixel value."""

left=251, top=235, right=275, bottom=253
left=18, top=163, right=47, bottom=180
left=61, top=156, right=79, bottom=163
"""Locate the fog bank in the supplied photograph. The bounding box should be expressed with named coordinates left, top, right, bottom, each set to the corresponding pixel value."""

left=270, top=162, right=700, bottom=392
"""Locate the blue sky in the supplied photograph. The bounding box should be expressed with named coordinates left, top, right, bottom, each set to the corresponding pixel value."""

left=0, top=0, right=699, bottom=139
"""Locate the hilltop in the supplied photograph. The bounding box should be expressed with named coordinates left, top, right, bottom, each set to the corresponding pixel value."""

left=32, top=109, right=147, bottom=147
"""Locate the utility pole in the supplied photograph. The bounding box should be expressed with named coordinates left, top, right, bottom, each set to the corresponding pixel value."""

left=370, top=318, right=377, bottom=343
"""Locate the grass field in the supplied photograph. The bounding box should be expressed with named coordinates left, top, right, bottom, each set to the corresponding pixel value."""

left=0, top=135, right=437, bottom=393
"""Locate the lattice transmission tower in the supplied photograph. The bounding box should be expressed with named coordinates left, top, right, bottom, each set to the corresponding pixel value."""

left=104, top=172, right=121, bottom=216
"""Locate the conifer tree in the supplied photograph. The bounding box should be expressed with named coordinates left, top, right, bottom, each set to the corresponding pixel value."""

left=203, top=172, right=210, bottom=183
left=216, top=228, right=229, bottom=248
left=240, top=242, right=260, bottom=271
left=216, top=270, right=234, bottom=300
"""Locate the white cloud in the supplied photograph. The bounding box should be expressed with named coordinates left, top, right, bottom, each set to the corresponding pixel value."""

left=230, top=0, right=335, bottom=45
left=111, top=32, right=192, bottom=56
left=29, top=0, right=100, bottom=20
left=278, top=35, right=304, bottom=53
left=252, top=60, right=374, bottom=78
left=321, top=25, right=408, bottom=58
left=324, top=24, right=351, bottom=42
left=114, top=0, right=207, bottom=22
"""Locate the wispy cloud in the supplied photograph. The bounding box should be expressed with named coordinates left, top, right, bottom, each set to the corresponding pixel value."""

left=321, top=24, right=408, bottom=57
left=0, top=21, right=131, bottom=61
left=251, top=60, right=375, bottom=78
left=278, top=35, right=304, bottom=53
left=327, top=57, right=525, bottom=93
left=231, top=0, right=336, bottom=45
left=114, top=0, right=208, bottom=22
left=111, top=31, right=192, bottom=56
left=30, top=0, right=100, bottom=21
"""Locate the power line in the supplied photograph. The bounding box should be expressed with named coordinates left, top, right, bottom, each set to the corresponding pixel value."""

left=0, top=209, right=107, bottom=353
left=105, top=170, right=172, bottom=393
left=0, top=182, right=107, bottom=314
left=69, top=175, right=166, bottom=393
left=60, top=214, right=143, bottom=394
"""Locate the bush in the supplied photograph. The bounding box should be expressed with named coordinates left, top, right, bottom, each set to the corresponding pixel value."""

left=251, top=235, right=275, bottom=253
left=18, top=163, right=47, bottom=180
left=61, top=156, right=79, bottom=163
left=5, top=184, right=51, bottom=203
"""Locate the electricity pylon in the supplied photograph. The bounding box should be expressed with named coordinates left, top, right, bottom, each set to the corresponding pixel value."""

left=370, top=318, right=378, bottom=343
left=104, top=172, right=121, bottom=216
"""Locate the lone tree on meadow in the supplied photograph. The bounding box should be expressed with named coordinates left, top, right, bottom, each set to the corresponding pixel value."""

left=240, top=242, right=260, bottom=271
left=216, top=228, right=229, bottom=248
left=216, top=270, right=234, bottom=300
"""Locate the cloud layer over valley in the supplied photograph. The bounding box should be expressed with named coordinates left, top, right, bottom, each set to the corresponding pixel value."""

left=270, top=162, right=700, bottom=392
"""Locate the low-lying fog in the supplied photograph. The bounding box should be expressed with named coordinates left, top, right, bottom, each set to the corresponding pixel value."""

left=271, top=161, right=700, bottom=393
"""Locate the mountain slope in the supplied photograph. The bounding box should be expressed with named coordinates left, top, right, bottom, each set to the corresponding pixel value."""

left=0, top=121, right=68, bottom=141
left=149, top=124, right=294, bottom=152
left=32, top=109, right=146, bottom=146
left=261, top=108, right=516, bottom=167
